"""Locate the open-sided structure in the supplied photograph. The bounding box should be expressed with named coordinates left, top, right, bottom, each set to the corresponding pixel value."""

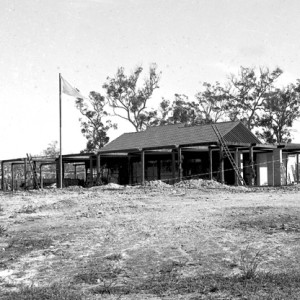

left=1, top=121, right=300, bottom=190
left=1, top=156, right=56, bottom=191
left=97, top=121, right=300, bottom=186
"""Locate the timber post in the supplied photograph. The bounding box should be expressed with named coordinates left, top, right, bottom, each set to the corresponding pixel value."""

left=297, top=154, right=299, bottom=183
left=89, top=156, right=94, bottom=185
left=249, top=145, right=255, bottom=186
left=273, top=148, right=283, bottom=186
left=128, top=155, right=132, bottom=185
left=141, top=149, right=145, bottom=185
left=11, top=163, right=14, bottom=192
left=96, top=152, right=101, bottom=185
left=209, top=147, right=213, bottom=180
left=157, top=159, right=161, bottom=180
left=1, top=161, right=4, bottom=191
left=178, top=147, right=183, bottom=182
left=24, top=158, right=27, bottom=189
left=220, top=145, right=224, bottom=184
left=172, top=150, right=176, bottom=184
left=40, top=164, right=43, bottom=189
left=234, top=148, right=239, bottom=185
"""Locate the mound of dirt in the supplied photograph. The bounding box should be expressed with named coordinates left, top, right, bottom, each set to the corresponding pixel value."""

left=144, top=180, right=171, bottom=188
left=103, top=183, right=125, bottom=189
left=174, top=179, right=249, bottom=191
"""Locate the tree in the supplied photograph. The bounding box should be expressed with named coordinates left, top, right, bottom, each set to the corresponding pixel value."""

left=195, top=82, right=230, bottom=123
left=39, top=141, right=60, bottom=179
left=42, top=141, right=59, bottom=157
left=256, top=82, right=300, bottom=143
left=226, top=66, right=283, bottom=129
left=75, top=91, right=116, bottom=152
left=151, top=94, right=203, bottom=126
left=103, top=64, right=161, bottom=131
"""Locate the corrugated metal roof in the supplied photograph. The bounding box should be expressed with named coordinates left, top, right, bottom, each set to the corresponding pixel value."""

left=100, top=121, right=261, bottom=153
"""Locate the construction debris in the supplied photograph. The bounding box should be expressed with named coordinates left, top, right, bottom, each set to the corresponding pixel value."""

left=174, top=179, right=249, bottom=191
left=144, top=180, right=171, bottom=188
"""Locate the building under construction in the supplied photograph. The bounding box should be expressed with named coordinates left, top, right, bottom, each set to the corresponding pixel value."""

left=1, top=121, right=300, bottom=191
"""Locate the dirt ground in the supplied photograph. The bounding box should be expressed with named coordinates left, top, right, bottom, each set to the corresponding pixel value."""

left=0, top=181, right=300, bottom=299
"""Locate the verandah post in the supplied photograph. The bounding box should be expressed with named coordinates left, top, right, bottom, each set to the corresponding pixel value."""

left=89, top=156, right=94, bottom=185
left=96, top=153, right=101, bottom=184
left=40, top=164, right=43, bottom=189
left=141, top=149, right=145, bottom=185
left=172, top=150, right=176, bottom=184
left=11, top=163, right=14, bottom=192
left=157, top=159, right=161, bottom=180
left=128, top=155, right=132, bottom=185
left=220, top=145, right=224, bottom=184
left=235, top=148, right=239, bottom=185
left=1, top=161, right=5, bottom=191
left=297, top=154, right=299, bottom=183
left=178, top=147, right=183, bottom=181
left=24, top=158, right=27, bottom=189
left=249, top=145, right=255, bottom=186
left=273, top=148, right=283, bottom=186
left=209, top=147, right=213, bottom=180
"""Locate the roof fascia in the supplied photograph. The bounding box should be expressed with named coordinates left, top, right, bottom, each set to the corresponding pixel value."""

left=98, top=141, right=259, bottom=154
left=1, top=158, right=26, bottom=163
left=62, top=153, right=95, bottom=158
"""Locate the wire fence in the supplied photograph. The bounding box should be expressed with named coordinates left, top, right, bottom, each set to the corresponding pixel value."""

left=125, top=156, right=298, bottom=187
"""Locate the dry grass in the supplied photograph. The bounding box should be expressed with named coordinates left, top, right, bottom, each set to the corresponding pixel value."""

left=0, top=184, right=300, bottom=299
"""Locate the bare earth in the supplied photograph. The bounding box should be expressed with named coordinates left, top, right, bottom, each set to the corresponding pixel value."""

left=0, top=181, right=300, bottom=299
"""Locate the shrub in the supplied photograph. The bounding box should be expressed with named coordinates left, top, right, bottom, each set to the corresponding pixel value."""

left=238, top=246, right=267, bottom=279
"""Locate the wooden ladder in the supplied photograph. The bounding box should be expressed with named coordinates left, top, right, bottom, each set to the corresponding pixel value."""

left=26, top=153, right=39, bottom=189
left=212, top=125, right=247, bottom=186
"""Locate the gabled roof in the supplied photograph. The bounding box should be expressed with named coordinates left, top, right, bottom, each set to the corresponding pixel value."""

left=100, top=121, right=261, bottom=153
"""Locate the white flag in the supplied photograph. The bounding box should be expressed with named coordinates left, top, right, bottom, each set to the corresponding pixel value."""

left=61, top=76, right=86, bottom=99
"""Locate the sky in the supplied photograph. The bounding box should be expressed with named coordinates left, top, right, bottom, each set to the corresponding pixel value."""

left=1, top=0, right=300, bottom=160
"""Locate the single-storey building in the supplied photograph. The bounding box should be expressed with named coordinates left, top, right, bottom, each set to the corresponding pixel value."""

left=1, top=121, right=300, bottom=190
left=95, top=121, right=300, bottom=186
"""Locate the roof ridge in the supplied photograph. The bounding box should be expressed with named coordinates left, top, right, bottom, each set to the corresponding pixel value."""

left=152, top=120, right=240, bottom=128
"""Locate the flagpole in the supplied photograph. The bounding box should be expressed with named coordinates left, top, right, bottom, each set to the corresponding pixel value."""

left=59, top=73, right=63, bottom=189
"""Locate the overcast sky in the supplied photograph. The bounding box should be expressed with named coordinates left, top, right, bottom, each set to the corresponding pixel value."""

left=1, top=0, right=300, bottom=160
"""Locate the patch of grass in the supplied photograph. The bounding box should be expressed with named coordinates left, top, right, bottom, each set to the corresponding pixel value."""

left=7, top=236, right=53, bottom=252
left=33, top=271, right=300, bottom=299
left=104, top=252, right=123, bottom=261
left=134, top=260, right=183, bottom=296
left=17, top=204, right=37, bottom=214
left=134, top=272, right=300, bottom=298
left=238, top=246, right=267, bottom=279
left=0, top=225, right=7, bottom=236
left=222, top=206, right=300, bottom=233
left=1, top=236, right=53, bottom=263
left=73, top=258, right=125, bottom=294
left=2, top=283, right=83, bottom=300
